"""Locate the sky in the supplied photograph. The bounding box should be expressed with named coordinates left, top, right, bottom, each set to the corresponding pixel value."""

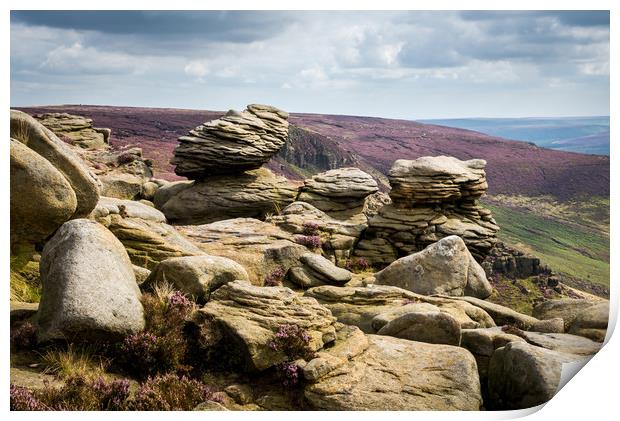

left=10, top=10, right=610, bottom=119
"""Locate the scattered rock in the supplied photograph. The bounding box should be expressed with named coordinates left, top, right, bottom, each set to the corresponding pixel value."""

left=487, top=341, right=587, bottom=409
left=533, top=298, right=608, bottom=341
left=377, top=311, right=461, bottom=345
left=305, top=335, right=482, bottom=410
left=145, top=255, right=250, bottom=302
left=177, top=218, right=308, bottom=285
left=171, top=104, right=289, bottom=179
left=132, top=265, right=151, bottom=285
left=288, top=253, right=353, bottom=288
left=197, top=281, right=337, bottom=371
left=91, top=197, right=203, bottom=269
left=375, top=235, right=492, bottom=298
left=37, top=219, right=144, bottom=343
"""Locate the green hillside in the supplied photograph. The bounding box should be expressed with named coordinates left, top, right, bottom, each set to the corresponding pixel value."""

left=483, top=198, right=609, bottom=287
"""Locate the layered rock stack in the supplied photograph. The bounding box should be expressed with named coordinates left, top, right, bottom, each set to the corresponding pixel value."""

left=34, top=112, right=110, bottom=149
left=354, top=156, right=499, bottom=265
left=171, top=104, right=290, bottom=179
left=157, top=105, right=298, bottom=224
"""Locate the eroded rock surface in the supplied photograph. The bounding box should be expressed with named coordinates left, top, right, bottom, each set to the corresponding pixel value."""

left=33, top=112, right=110, bottom=149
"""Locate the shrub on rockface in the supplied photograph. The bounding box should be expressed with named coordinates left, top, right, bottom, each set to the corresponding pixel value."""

left=295, top=235, right=322, bottom=249
left=10, top=321, right=37, bottom=350
left=264, top=266, right=286, bottom=287
left=131, top=373, right=221, bottom=411
left=115, top=287, right=194, bottom=379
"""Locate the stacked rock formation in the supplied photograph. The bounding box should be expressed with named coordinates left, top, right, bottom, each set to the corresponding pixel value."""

left=297, top=168, right=379, bottom=219
left=171, top=104, right=290, bottom=179
left=34, top=112, right=110, bottom=149
left=158, top=105, right=298, bottom=224
left=354, top=156, right=499, bottom=265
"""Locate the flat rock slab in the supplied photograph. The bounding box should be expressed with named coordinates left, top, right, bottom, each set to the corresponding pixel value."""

left=305, top=335, right=482, bottom=410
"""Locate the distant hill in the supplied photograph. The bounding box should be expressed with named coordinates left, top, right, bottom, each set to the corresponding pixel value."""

left=419, top=116, right=610, bottom=155
left=15, top=105, right=609, bottom=201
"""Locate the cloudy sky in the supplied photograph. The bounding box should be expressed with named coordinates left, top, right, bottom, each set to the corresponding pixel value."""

left=10, top=10, right=609, bottom=119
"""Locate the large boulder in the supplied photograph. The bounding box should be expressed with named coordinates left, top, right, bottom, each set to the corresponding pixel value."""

left=144, top=255, right=250, bottom=303
left=10, top=139, right=77, bottom=246
left=10, top=110, right=101, bottom=218
left=354, top=156, right=498, bottom=264
left=533, top=298, right=608, bottom=342
left=487, top=341, right=587, bottom=410
left=297, top=168, right=378, bottom=218
left=197, top=281, right=337, bottom=371
left=37, top=219, right=144, bottom=343
left=176, top=218, right=308, bottom=285
left=375, top=235, right=492, bottom=298
left=91, top=197, right=203, bottom=269
left=157, top=167, right=299, bottom=225
left=304, top=335, right=482, bottom=410
left=376, top=311, right=461, bottom=345
left=171, top=104, right=289, bottom=179
left=33, top=112, right=109, bottom=149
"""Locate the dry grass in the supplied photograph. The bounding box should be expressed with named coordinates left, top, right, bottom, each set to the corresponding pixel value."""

left=41, top=344, right=110, bottom=380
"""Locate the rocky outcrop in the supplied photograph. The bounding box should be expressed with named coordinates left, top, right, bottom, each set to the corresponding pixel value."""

left=91, top=197, right=203, bottom=269
left=533, top=298, right=608, bottom=341
left=487, top=341, right=587, bottom=409
left=288, top=253, right=353, bottom=288
left=297, top=168, right=378, bottom=219
left=10, top=110, right=101, bottom=221
left=197, top=281, right=337, bottom=371
left=157, top=167, right=299, bottom=224
left=482, top=242, right=544, bottom=279
left=267, top=201, right=367, bottom=267
left=176, top=218, right=309, bottom=285
left=305, top=285, right=495, bottom=334
left=37, top=219, right=144, bottom=343
left=171, top=104, right=289, bottom=179
left=144, top=255, right=250, bottom=303
left=304, top=335, right=482, bottom=410
left=33, top=112, right=110, bottom=149
left=375, top=235, right=492, bottom=299
left=376, top=311, right=462, bottom=345
left=354, top=156, right=499, bottom=265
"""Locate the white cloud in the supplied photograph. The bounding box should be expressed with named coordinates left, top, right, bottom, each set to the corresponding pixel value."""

left=184, top=60, right=209, bottom=81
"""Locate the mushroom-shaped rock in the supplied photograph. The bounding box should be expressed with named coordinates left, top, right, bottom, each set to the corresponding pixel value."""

left=171, top=104, right=289, bottom=179
left=37, top=219, right=144, bottom=343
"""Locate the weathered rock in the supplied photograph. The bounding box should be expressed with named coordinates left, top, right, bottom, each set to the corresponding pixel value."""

left=37, top=219, right=144, bottom=343
left=10, top=139, right=77, bottom=246
left=305, top=285, right=495, bottom=333
left=377, top=311, right=462, bottom=345
left=132, top=265, right=151, bottom=285
left=533, top=298, right=608, bottom=341
left=446, top=295, right=563, bottom=332
left=145, top=255, right=250, bottom=302
left=158, top=168, right=299, bottom=225
left=100, top=173, right=144, bottom=200
left=568, top=301, right=609, bottom=342
left=483, top=242, right=543, bottom=279
left=518, top=330, right=603, bottom=356
left=305, top=335, right=482, bottom=410
left=375, top=235, right=492, bottom=298
left=171, top=104, right=289, bottom=179
left=288, top=253, right=353, bottom=288
left=177, top=218, right=308, bottom=285
left=354, top=156, right=498, bottom=264
left=198, top=281, right=337, bottom=371
left=33, top=112, right=109, bottom=149
left=298, top=168, right=378, bottom=218
left=10, top=110, right=101, bottom=218
left=153, top=180, right=193, bottom=209
left=91, top=197, right=203, bottom=269
left=487, top=341, right=586, bottom=410
left=141, top=181, right=159, bottom=201
left=267, top=201, right=367, bottom=266
left=10, top=301, right=39, bottom=326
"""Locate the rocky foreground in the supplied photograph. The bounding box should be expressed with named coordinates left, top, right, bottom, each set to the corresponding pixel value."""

left=10, top=106, right=609, bottom=411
